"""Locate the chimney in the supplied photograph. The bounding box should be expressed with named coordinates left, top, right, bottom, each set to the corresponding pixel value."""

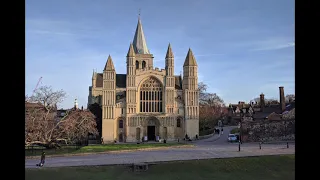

left=260, top=93, right=265, bottom=111
left=279, top=86, right=286, bottom=112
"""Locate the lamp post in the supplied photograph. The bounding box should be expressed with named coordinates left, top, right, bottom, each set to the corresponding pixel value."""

left=240, top=111, right=243, bottom=145
left=285, top=120, right=289, bottom=148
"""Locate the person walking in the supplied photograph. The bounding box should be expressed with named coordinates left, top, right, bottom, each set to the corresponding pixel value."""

left=36, top=152, right=46, bottom=167
left=221, top=128, right=224, bottom=135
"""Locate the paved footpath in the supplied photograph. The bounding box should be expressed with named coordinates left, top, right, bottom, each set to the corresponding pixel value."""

left=25, top=142, right=295, bottom=168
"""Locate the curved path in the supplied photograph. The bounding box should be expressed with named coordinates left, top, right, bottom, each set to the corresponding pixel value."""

left=25, top=126, right=295, bottom=168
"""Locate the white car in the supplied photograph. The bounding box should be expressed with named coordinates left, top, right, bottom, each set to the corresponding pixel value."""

left=228, top=134, right=237, bottom=142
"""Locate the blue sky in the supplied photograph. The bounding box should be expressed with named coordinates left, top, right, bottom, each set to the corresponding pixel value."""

left=26, top=0, right=295, bottom=109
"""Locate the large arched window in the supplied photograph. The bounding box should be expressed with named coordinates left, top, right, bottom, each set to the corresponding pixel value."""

left=140, top=77, right=163, bottom=112
left=142, top=61, right=146, bottom=69
left=136, top=61, right=139, bottom=69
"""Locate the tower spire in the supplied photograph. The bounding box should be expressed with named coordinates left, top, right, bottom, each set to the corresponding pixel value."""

left=166, top=43, right=174, bottom=58
left=183, top=48, right=198, bottom=66
left=132, top=14, right=150, bottom=54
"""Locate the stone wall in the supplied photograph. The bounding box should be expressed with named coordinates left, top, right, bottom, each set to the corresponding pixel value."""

left=241, top=120, right=295, bottom=142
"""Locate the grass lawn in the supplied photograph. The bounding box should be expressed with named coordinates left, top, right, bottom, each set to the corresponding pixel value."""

left=25, top=155, right=295, bottom=180
left=25, top=143, right=192, bottom=157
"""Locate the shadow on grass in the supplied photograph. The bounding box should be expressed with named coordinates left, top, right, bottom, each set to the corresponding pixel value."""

left=26, top=155, right=295, bottom=180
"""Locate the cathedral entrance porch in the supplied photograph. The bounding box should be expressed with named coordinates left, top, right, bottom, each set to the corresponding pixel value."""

left=147, top=126, right=156, bottom=141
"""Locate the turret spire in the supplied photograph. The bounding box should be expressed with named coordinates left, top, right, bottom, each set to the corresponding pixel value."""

left=133, top=16, right=150, bottom=54
left=183, top=48, right=198, bottom=66
left=127, top=43, right=136, bottom=57
left=104, top=55, right=115, bottom=71
left=166, top=43, right=174, bottom=58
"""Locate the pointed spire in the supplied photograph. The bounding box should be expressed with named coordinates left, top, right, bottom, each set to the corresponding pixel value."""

left=183, top=48, right=198, bottom=66
left=132, top=16, right=150, bottom=54
left=166, top=43, right=174, bottom=58
left=104, top=55, right=115, bottom=71
left=127, top=43, right=136, bottom=57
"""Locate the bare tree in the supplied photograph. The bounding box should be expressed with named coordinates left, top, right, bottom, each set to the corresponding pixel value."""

left=29, top=85, right=66, bottom=110
left=285, top=94, right=295, bottom=102
left=198, top=81, right=224, bottom=105
left=199, top=105, right=228, bottom=130
left=252, top=97, right=279, bottom=105
left=25, top=85, right=98, bottom=149
left=198, top=82, right=208, bottom=103
left=198, top=82, right=226, bottom=131
left=58, top=110, right=99, bottom=143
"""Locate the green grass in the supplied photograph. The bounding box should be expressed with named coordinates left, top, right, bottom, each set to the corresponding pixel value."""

left=25, top=155, right=295, bottom=180
left=230, top=127, right=240, bottom=134
left=25, top=143, right=191, bottom=157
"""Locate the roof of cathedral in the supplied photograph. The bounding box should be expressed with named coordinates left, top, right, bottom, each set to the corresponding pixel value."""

left=132, top=17, right=150, bottom=54
left=166, top=43, right=174, bottom=58
left=183, top=48, right=198, bottom=66
left=175, top=76, right=182, bottom=90
left=95, top=73, right=182, bottom=90
left=104, top=55, right=115, bottom=71
left=127, top=43, right=136, bottom=57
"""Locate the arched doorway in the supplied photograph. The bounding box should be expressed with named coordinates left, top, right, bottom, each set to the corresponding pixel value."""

left=144, top=117, right=160, bottom=141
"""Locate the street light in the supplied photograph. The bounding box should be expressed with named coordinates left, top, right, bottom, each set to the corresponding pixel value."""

left=239, top=110, right=243, bottom=145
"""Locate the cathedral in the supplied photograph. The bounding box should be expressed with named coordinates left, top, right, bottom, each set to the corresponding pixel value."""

left=88, top=16, right=199, bottom=143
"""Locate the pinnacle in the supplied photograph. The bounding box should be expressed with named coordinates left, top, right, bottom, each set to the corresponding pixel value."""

left=127, top=43, right=136, bottom=57
left=183, top=48, right=198, bottom=66
left=104, top=55, right=115, bottom=71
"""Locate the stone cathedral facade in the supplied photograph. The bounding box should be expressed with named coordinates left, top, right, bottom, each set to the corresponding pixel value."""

left=88, top=17, right=199, bottom=143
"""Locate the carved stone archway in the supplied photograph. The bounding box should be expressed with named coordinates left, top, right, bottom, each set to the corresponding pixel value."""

left=142, top=116, right=160, bottom=141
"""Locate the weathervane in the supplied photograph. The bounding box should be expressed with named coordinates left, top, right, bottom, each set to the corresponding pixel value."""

left=138, top=8, right=141, bottom=18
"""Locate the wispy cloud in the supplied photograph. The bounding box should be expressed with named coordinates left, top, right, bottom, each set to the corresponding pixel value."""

left=251, top=42, right=295, bottom=51
left=27, top=30, right=80, bottom=36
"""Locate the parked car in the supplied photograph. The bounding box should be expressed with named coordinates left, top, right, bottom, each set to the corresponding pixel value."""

left=228, top=134, right=237, bottom=142
left=234, top=133, right=240, bottom=141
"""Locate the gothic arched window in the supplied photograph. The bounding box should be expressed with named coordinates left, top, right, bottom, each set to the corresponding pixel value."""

left=177, top=118, right=181, bottom=127
left=119, top=120, right=123, bottom=128
left=140, top=77, right=163, bottom=112
left=136, top=61, right=139, bottom=69
left=142, top=61, right=146, bottom=69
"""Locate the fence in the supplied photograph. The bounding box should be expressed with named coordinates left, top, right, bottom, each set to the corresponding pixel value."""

left=25, top=140, right=90, bottom=156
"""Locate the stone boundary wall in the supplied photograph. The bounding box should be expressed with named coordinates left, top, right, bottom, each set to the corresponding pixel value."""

left=241, top=119, right=295, bottom=142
